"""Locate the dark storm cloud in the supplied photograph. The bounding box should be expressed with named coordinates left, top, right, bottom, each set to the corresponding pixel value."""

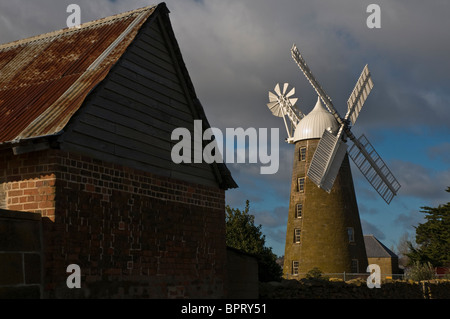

left=168, top=0, right=450, bottom=132
left=2, top=0, right=448, bottom=129
left=391, top=160, right=450, bottom=204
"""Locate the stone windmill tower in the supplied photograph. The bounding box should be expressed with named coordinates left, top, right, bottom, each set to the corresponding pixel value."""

left=266, top=45, right=401, bottom=277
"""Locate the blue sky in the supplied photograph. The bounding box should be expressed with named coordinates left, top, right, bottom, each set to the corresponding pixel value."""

left=0, top=0, right=449, bottom=257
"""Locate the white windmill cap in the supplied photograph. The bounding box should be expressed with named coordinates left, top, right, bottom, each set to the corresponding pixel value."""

left=293, top=97, right=339, bottom=142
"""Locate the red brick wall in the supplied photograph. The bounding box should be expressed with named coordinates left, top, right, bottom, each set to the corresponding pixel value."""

left=0, top=148, right=227, bottom=298
left=0, top=149, right=57, bottom=220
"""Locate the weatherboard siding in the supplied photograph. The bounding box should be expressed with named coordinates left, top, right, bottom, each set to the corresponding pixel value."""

left=61, top=15, right=218, bottom=187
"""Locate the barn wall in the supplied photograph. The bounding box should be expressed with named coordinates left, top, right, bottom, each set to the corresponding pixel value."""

left=0, top=148, right=227, bottom=298
left=60, top=13, right=219, bottom=188
left=0, top=148, right=56, bottom=220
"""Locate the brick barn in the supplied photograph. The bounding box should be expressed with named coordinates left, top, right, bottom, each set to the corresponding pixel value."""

left=0, top=3, right=237, bottom=298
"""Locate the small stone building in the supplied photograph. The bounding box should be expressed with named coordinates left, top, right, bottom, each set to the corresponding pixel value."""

left=0, top=3, right=237, bottom=298
left=364, top=235, right=399, bottom=278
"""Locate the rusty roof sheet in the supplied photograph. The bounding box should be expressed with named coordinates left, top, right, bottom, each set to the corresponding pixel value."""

left=0, top=5, right=157, bottom=144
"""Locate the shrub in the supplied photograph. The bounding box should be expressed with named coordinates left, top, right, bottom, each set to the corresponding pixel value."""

left=405, top=261, right=436, bottom=281
left=306, top=267, right=325, bottom=279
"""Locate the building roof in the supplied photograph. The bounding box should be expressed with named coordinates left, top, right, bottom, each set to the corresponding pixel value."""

left=293, top=97, right=339, bottom=142
left=0, top=3, right=237, bottom=189
left=0, top=5, right=157, bottom=144
left=364, top=235, right=398, bottom=258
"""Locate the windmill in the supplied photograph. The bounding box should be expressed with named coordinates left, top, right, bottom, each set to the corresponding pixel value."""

left=268, top=44, right=400, bottom=204
left=267, top=44, right=401, bottom=277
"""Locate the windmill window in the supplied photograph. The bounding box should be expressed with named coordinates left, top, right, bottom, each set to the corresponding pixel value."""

left=347, top=227, right=355, bottom=243
left=298, top=177, right=305, bottom=192
left=292, top=261, right=299, bottom=275
left=299, top=147, right=306, bottom=161
left=296, top=203, right=302, bottom=218
left=294, top=228, right=301, bottom=243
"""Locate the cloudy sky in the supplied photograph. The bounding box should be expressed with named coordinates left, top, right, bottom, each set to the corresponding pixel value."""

left=1, top=0, right=449, bottom=257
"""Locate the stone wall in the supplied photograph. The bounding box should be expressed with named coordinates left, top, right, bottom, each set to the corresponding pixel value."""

left=259, top=278, right=450, bottom=299
left=284, top=139, right=367, bottom=276
left=368, top=257, right=399, bottom=278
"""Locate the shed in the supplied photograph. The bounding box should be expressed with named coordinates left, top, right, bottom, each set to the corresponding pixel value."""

left=0, top=2, right=236, bottom=298
left=364, top=235, right=400, bottom=277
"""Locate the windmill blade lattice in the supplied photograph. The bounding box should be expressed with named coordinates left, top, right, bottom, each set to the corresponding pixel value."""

left=348, top=135, right=401, bottom=204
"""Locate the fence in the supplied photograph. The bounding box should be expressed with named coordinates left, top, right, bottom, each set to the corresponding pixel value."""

left=285, top=273, right=396, bottom=281
left=284, top=272, right=448, bottom=281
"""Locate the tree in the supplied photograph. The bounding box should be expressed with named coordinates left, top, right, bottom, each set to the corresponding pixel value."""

left=395, top=232, right=415, bottom=269
left=225, top=200, right=282, bottom=282
left=407, top=187, right=450, bottom=267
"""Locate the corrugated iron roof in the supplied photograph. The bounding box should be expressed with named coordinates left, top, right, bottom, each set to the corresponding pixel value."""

left=0, top=5, right=157, bottom=144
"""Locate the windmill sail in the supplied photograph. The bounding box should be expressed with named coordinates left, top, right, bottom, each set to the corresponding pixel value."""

left=307, top=129, right=348, bottom=193
left=348, top=134, right=401, bottom=204
left=291, top=44, right=335, bottom=114
left=345, top=64, right=374, bottom=125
